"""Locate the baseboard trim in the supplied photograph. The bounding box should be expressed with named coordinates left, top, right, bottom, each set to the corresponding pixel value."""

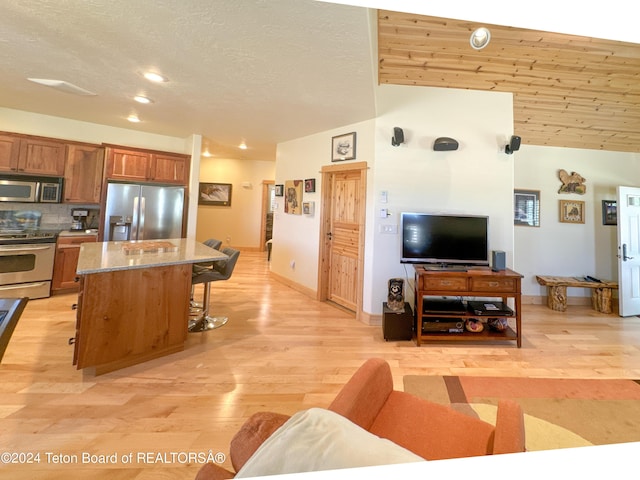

left=268, top=271, right=317, bottom=299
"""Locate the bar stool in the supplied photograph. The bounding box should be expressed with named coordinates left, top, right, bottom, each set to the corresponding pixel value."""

left=188, top=247, right=240, bottom=332
left=190, top=238, right=222, bottom=311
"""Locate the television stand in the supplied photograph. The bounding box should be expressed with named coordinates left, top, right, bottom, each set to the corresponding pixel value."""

left=414, top=266, right=523, bottom=347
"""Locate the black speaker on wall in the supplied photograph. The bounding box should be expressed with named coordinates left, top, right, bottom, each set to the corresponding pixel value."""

left=433, top=137, right=459, bottom=151
left=505, top=135, right=521, bottom=154
left=491, top=250, right=506, bottom=271
left=391, top=127, right=404, bottom=147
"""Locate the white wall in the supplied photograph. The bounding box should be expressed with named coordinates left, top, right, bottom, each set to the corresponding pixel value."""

left=272, top=120, right=376, bottom=291
left=272, top=85, right=515, bottom=315
left=197, top=157, right=275, bottom=248
left=366, top=85, right=515, bottom=314
left=514, top=145, right=640, bottom=298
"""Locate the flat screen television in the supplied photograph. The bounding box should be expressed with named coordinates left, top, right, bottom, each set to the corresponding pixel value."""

left=400, top=212, right=489, bottom=267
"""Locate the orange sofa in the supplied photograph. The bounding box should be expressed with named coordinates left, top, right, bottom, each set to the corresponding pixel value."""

left=195, top=358, right=525, bottom=479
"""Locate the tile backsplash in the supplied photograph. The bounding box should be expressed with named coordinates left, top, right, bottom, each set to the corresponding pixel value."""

left=0, top=203, right=100, bottom=230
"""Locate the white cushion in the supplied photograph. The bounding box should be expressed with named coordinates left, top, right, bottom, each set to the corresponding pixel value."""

left=235, top=407, right=424, bottom=478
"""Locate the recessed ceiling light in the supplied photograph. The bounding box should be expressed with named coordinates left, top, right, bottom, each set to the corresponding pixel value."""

left=127, top=114, right=140, bottom=123
left=470, top=27, right=491, bottom=50
left=27, top=78, right=97, bottom=96
left=202, top=149, right=212, bottom=157
left=238, top=142, right=247, bottom=150
left=143, top=71, right=168, bottom=83
left=133, top=95, right=153, bottom=104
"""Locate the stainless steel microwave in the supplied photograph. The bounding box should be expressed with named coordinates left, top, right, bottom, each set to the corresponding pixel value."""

left=0, top=175, right=63, bottom=203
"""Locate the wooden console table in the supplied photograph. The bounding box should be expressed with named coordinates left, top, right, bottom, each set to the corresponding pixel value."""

left=535, top=275, right=618, bottom=313
left=414, top=267, right=522, bottom=347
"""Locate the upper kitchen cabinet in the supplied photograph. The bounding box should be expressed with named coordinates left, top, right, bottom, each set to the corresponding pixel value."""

left=0, top=132, right=66, bottom=176
left=0, top=133, right=21, bottom=171
left=64, top=143, right=105, bottom=204
left=105, top=147, right=151, bottom=181
left=149, top=152, right=190, bottom=184
left=105, top=146, right=190, bottom=185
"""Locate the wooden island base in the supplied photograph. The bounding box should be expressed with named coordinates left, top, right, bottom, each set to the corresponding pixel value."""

left=72, top=238, right=229, bottom=375
left=74, top=263, right=191, bottom=374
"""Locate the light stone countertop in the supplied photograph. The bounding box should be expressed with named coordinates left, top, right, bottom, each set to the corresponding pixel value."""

left=76, top=238, right=228, bottom=275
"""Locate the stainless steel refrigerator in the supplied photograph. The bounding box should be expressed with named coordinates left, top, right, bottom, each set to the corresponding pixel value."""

left=103, top=182, right=185, bottom=241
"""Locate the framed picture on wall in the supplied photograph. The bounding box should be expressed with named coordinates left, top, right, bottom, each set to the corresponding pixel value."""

left=304, top=178, right=316, bottom=193
left=275, top=184, right=284, bottom=197
left=331, top=132, right=356, bottom=162
left=198, top=182, right=232, bottom=206
left=602, top=200, right=617, bottom=225
left=559, top=199, right=585, bottom=223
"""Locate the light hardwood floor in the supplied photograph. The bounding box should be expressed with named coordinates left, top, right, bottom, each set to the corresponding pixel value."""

left=1, top=251, right=639, bottom=479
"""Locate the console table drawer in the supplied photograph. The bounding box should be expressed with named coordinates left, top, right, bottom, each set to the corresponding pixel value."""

left=423, top=277, right=468, bottom=291
left=470, top=277, right=517, bottom=293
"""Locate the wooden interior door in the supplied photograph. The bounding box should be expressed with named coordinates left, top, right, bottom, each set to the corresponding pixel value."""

left=318, top=162, right=367, bottom=317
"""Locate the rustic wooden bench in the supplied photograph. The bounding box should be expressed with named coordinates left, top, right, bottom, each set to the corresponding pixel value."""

left=535, top=275, right=618, bottom=313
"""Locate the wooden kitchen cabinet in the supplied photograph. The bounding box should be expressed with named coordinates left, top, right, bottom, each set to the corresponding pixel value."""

left=0, top=133, right=21, bottom=172
left=52, top=235, right=98, bottom=292
left=150, top=152, right=190, bottom=184
left=105, top=147, right=151, bottom=181
left=105, top=146, right=190, bottom=185
left=0, top=132, right=66, bottom=175
left=64, top=143, right=105, bottom=203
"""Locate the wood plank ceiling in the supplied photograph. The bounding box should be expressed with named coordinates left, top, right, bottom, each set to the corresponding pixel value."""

left=378, top=10, right=640, bottom=153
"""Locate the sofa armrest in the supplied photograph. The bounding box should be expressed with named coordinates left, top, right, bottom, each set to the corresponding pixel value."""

left=229, top=411, right=290, bottom=472
left=492, top=399, right=526, bottom=454
left=328, top=358, right=393, bottom=431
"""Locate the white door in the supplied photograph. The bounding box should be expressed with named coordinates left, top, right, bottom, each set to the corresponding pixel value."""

left=616, top=186, right=640, bottom=316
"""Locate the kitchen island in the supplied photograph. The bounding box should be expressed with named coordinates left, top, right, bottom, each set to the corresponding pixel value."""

left=73, top=238, right=228, bottom=375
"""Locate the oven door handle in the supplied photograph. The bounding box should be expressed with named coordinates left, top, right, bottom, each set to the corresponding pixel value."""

left=0, top=281, right=49, bottom=291
left=0, top=245, right=53, bottom=253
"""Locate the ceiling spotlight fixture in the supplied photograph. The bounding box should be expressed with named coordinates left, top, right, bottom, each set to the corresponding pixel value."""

left=470, top=27, right=491, bottom=50
left=202, top=149, right=212, bottom=157
left=27, top=78, right=96, bottom=96
left=133, top=95, right=153, bottom=104
left=238, top=142, right=247, bottom=150
left=127, top=114, right=140, bottom=123
left=143, top=71, right=168, bottom=83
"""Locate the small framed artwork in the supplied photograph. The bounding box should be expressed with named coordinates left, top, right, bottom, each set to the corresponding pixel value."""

left=284, top=180, right=303, bottom=215
left=331, top=132, right=356, bottom=162
left=303, top=201, right=315, bottom=215
left=198, top=182, right=232, bottom=206
left=304, top=178, right=316, bottom=193
left=275, top=184, right=284, bottom=197
left=514, top=189, right=540, bottom=227
left=559, top=199, right=585, bottom=224
left=602, top=200, right=617, bottom=225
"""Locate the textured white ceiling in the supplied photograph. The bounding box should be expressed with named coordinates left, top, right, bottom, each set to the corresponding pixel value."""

left=0, top=0, right=377, bottom=160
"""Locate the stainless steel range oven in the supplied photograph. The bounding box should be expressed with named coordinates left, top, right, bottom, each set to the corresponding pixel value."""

left=0, top=232, right=57, bottom=299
